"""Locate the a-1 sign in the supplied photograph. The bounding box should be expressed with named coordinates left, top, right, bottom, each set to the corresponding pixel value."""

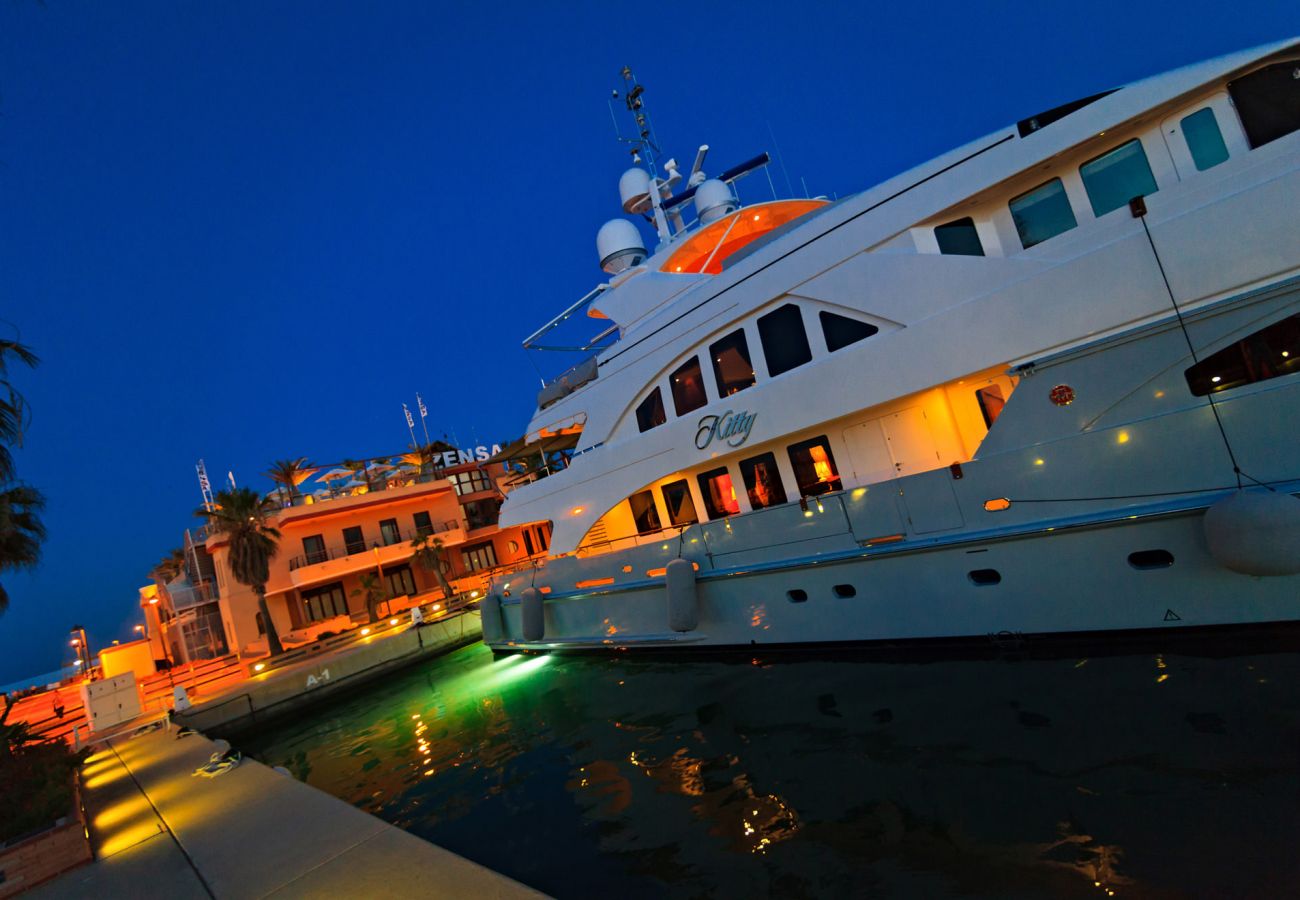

left=438, top=445, right=503, bottom=468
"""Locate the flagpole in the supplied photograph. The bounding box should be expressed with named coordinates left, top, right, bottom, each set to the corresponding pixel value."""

left=416, top=393, right=431, bottom=445
left=403, top=404, right=417, bottom=447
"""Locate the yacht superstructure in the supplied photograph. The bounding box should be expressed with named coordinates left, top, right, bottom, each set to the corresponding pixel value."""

left=483, top=42, right=1300, bottom=652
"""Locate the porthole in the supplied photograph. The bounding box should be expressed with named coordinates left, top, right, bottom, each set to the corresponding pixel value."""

left=833, top=584, right=856, bottom=598
left=1128, top=549, right=1174, bottom=570
left=787, top=589, right=808, bottom=603
left=968, top=569, right=1002, bottom=586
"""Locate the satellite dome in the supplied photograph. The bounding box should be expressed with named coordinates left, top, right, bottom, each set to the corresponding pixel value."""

left=694, top=179, right=736, bottom=225
left=619, top=167, right=653, bottom=214
left=597, top=219, right=647, bottom=274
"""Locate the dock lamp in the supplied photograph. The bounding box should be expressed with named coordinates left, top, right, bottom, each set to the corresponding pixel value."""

left=69, top=625, right=91, bottom=678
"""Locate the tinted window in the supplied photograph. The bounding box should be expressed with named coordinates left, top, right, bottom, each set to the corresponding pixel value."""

left=628, top=490, right=662, bottom=535
left=1228, top=62, right=1300, bottom=148
left=661, top=479, right=699, bottom=526
left=1181, top=108, right=1230, bottom=171
left=819, top=311, right=879, bottom=353
left=1009, top=178, right=1077, bottom=248
left=976, top=385, right=1006, bottom=428
left=411, top=512, right=432, bottom=537
left=934, top=217, right=984, bottom=256
left=461, top=540, right=498, bottom=572
left=342, top=526, right=365, bottom=555
left=303, top=582, right=347, bottom=622
left=379, top=518, right=400, bottom=546
left=1080, top=139, right=1158, bottom=217
left=757, top=304, right=812, bottom=377
left=302, top=534, right=327, bottom=565
left=636, top=386, right=666, bottom=432
left=710, top=330, right=756, bottom=396
left=787, top=436, right=842, bottom=497
left=523, top=530, right=534, bottom=556
left=1184, top=313, right=1299, bottom=396
left=670, top=356, right=708, bottom=416
left=385, top=565, right=417, bottom=597
left=739, top=452, right=788, bottom=509
left=697, top=466, right=740, bottom=519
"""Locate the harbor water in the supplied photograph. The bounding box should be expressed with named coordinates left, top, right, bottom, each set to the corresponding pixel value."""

left=240, top=641, right=1300, bottom=898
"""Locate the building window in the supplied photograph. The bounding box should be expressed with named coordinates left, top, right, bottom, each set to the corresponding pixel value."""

left=1184, top=313, right=1299, bottom=396
left=461, top=541, right=498, bottom=572
left=757, top=304, right=812, bottom=378
left=1228, top=62, right=1300, bottom=149
left=448, top=469, right=492, bottom=496
left=384, top=565, right=417, bottom=598
left=819, top=311, right=878, bottom=353
left=697, top=466, right=741, bottom=519
left=1181, top=108, right=1230, bottom=171
left=710, top=329, right=756, bottom=396
left=411, top=511, right=433, bottom=537
left=464, top=498, right=501, bottom=530
left=628, top=490, right=662, bottom=535
left=379, top=518, right=401, bottom=546
left=739, top=452, right=788, bottom=510
left=342, top=526, right=365, bottom=556
left=302, top=534, right=327, bottom=565
left=1009, top=177, right=1077, bottom=249
left=670, top=356, right=708, bottom=416
left=934, top=217, right=984, bottom=256
left=1079, top=139, right=1158, bottom=218
left=660, top=479, right=699, bottom=527
left=523, top=530, right=535, bottom=556
left=302, top=582, right=347, bottom=623
left=976, top=385, right=1006, bottom=428
left=787, top=436, right=842, bottom=497
left=636, top=387, right=667, bottom=432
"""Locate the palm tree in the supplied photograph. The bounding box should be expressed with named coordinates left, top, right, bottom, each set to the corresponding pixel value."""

left=341, top=458, right=373, bottom=491
left=0, top=486, right=45, bottom=615
left=403, top=441, right=455, bottom=481
left=0, top=339, right=39, bottom=484
left=350, top=573, right=389, bottom=623
left=150, top=547, right=188, bottom=584
left=265, top=457, right=317, bottom=504
left=410, top=533, right=455, bottom=600
left=198, top=487, right=284, bottom=655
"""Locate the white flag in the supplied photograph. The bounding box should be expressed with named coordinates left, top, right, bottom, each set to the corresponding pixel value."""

left=416, top=393, right=428, bottom=418
left=404, top=404, right=415, bottom=427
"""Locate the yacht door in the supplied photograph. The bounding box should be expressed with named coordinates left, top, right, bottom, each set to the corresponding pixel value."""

left=841, top=421, right=895, bottom=486
left=880, top=407, right=942, bottom=476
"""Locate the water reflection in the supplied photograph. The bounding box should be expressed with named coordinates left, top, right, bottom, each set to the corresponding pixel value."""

left=240, top=644, right=1300, bottom=898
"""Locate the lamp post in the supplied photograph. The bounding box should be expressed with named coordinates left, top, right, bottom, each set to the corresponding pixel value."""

left=69, top=625, right=91, bottom=679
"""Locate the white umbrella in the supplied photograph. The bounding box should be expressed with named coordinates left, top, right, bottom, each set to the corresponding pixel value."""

left=316, top=467, right=353, bottom=483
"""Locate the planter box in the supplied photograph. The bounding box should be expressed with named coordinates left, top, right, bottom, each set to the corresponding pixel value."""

left=0, top=777, right=92, bottom=897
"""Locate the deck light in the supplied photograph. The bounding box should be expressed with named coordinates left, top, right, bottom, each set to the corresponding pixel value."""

left=254, top=662, right=266, bottom=672
left=361, top=627, right=371, bottom=636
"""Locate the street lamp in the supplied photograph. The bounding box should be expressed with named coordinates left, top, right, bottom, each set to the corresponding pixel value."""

left=69, top=625, right=91, bottom=678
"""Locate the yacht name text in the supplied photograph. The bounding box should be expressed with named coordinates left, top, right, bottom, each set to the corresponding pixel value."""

left=696, top=410, right=757, bottom=450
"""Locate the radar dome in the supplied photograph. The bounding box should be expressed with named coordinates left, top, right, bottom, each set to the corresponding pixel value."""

left=694, top=179, right=736, bottom=225
left=597, top=219, right=647, bottom=274
left=619, top=167, right=653, bottom=214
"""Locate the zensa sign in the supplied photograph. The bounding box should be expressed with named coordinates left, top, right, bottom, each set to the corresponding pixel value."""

left=695, top=410, right=757, bottom=451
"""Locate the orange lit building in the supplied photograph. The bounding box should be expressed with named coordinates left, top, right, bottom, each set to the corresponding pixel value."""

left=144, top=455, right=551, bottom=660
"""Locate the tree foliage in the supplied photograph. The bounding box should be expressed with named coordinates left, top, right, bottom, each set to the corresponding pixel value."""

left=199, top=487, right=284, bottom=655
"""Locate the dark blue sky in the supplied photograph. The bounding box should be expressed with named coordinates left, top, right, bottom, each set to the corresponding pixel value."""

left=2, top=2, right=1295, bottom=681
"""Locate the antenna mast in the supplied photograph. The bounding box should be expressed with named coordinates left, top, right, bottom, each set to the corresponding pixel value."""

left=610, top=66, right=662, bottom=178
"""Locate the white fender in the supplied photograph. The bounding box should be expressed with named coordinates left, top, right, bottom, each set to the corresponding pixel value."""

left=666, top=558, right=699, bottom=633
left=1203, top=489, right=1300, bottom=576
left=521, top=587, right=545, bottom=641
left=480, top=593, right=504, bottom=644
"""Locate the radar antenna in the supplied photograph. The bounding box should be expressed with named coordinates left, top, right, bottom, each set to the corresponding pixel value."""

left=609, top=66, right=662, bottom=178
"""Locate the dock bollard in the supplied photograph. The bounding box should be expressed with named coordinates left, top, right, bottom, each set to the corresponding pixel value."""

left=521, top=587, right=544, bottom=641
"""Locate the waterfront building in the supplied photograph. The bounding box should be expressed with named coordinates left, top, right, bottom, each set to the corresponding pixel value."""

left=143, top=452, right=550, bottom=660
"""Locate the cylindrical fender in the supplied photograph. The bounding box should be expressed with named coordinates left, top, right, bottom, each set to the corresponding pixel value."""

left=521, top=587, right=545, bottom=641
left=480, top=593, right=504, bottom=644
left=665, top=558, right=699, bottom=633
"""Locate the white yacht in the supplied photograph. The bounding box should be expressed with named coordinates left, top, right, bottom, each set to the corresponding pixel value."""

left=482, top=42, right=1300, bottom=653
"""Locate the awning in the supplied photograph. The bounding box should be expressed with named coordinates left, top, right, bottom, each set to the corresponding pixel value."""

left=486, top=426, right=583, bottom=466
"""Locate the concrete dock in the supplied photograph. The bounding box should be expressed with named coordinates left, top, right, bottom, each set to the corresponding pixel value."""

left=30, top=724, right=544, bottom=899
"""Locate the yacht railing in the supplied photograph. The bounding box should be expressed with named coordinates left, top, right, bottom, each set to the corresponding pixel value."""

left=522, top=284, right=610, bottom=352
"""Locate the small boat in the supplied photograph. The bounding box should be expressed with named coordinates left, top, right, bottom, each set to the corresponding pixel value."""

left=484, top=42, right=1300, bottom=653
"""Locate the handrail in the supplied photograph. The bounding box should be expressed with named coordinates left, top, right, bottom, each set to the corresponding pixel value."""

left=522, top=284, right=609, bottom=351
left=288, top=522, right=461, bottom=571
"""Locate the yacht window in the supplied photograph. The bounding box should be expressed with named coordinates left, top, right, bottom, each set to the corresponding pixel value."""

left=819, top=311, right=879, bottom=353
left=739, top=452, right=788, bottom=510
left=975, top=384, right=1006, bottom=428
left=670, top=356, right=708, bottom=416
left=1080, top=139, right=1158, bottom=218
left=661, top=479, right=699, bottom=527
left=1184, top=313, right=1300, bottom=396
left=697, top=466, right=740, bottom=519
left=635, top=386, right=666, bottom=432
left=628, top=489, right=663, bottom=535
left=710, top=330, right=756, bottom=396
left=934, top=217, right=985, bottom=256
left=1009, top=178, right=1077, bottom=249
left=757, top=304, right=812, bottom=377
left=1228, top=62, right=1300, bottom=148
left=1181, top=108, right=1230, bottom=171
left=523, top=529, right=534, bottom=555
left=787, top=436, right=842, bottom=497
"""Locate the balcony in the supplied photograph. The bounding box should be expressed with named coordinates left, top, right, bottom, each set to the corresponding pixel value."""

left=166, top=580, right=219, bottom=611
left=276, top=521, right=465, bottom=592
